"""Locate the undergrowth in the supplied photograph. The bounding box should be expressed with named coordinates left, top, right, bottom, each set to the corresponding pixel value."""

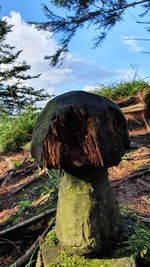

left=113, top=220, right=150, bottom=267
left=114, top=208, right=150, bottom=263
left=0, top=105, right=39, bottom=152
left=93, top=80, right=150, bottom=100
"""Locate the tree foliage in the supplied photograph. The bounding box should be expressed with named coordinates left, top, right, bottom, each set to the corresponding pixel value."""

left=0, top=19, right=50, bottom=114
left=37, top=0, right=150, bottom=65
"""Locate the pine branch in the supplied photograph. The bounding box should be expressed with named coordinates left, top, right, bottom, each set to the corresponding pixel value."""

left=37, top=0, right=150, bottom=65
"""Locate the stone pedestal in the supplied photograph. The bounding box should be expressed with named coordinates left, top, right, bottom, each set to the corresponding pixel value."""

left=55, top=168, right=122, bottom=255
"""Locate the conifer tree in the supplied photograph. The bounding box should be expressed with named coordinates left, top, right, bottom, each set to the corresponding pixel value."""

left=0, top=19, right=50, bottom=114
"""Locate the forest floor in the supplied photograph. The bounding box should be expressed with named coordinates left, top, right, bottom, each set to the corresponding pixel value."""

left=0, top=101, right=150, bottom=266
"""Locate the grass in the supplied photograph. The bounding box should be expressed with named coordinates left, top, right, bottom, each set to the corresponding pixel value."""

left=0, top=105, right=39, bottom=152
left=93, top=80, right=150, bottom=100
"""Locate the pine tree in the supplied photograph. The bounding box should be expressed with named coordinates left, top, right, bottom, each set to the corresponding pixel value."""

left=36, top=0, right=150, bottom=65
left=0, top=19, right=50, bottom=114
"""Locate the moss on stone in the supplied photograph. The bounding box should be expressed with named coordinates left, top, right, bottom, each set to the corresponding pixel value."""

left=40, top=243, right=136, bottom=267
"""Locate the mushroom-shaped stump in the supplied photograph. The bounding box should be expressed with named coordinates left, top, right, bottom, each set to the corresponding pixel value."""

left=31, top=91, right=130, bottom=255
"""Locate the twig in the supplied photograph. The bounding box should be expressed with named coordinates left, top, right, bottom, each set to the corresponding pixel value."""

left=124, top=152, right=150, bottom=160
left=0, top=237, right=21, bottom=255
left=9, top=237, right=39, bottom=267
left=1, top=170, right=16, bottom=187
left=137, top=178, right=150, bottom=189
left=126, top=114, right=142, bottom=125
left=9, top=217, right=55, bottom=267
left=41, top=217, right=55, bottom=239
left=111, top=169, right=150, bottom=187
left=0, top=208, right=56, bottom=237
left=39, top=217, right=56, bottom=267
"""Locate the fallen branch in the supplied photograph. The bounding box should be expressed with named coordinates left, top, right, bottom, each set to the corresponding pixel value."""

left=12, top=176, right=40, bottom=195
left=130, top=152, right=150, bottom=159
left=122, top=103, right=145, bottom=114
left=117, top=97, right=136, bottom=108
left=12, top=168, right=46, bottom=194
left=1, top=170, right=16, bottom=187
left=111, top=168, right=150, bottom=187
left=124, top=152, right=150, bottom=161
left=9, top=237, right=39, bottom=267
left=0, top=208, right=56, bottom=237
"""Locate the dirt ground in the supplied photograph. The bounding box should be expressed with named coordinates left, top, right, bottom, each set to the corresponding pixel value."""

left=0, top=104, right=150, bottom=266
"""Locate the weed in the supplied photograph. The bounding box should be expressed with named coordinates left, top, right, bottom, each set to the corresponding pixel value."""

left=16, top=198, right=33, bottom=219
left=12, top=159, right=22, bottom=168
left=47, top=169, right=59, bottom=190
left=40, top=169, right=59, bottom=197
left=25, top=248, right=37, bottom=267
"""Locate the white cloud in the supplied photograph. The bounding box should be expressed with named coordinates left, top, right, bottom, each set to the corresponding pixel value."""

left=123, top=36, right=144, bottom=52
left=2, top=11, right=122, bottom=96
left=82, top=85, right=97, bottom=92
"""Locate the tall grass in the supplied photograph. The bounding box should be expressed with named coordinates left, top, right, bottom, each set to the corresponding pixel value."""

left=93, top=80, right=150, bottom=100
left=0, top=106, right=39, bottom=152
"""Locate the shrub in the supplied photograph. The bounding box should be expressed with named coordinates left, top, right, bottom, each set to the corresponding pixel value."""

left=0, top=105, right=39, bottom=152
left=93, top=80, right=150, bottom=100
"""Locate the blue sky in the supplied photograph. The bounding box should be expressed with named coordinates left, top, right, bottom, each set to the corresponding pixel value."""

left=0, top=0, right=149, bottom=96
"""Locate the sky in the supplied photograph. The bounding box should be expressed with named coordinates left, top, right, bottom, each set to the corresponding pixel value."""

left=0, top=0, right=150, bottom=97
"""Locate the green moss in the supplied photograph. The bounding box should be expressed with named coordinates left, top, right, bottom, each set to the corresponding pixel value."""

left=44, top=229, right=58, bottom=246
left=58, top=250, right=112, bottom=267
left=42, top=247, right=135, bottom=267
